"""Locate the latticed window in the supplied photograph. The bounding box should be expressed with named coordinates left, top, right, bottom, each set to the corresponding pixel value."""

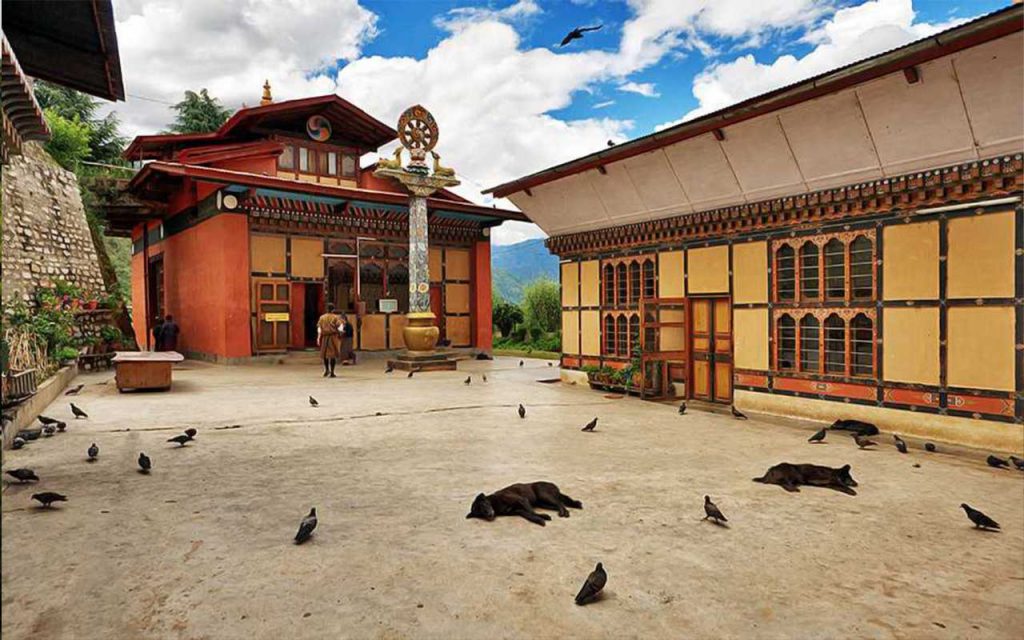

left=616, top=314, right=628, bottom=356
left=629, top=262, right=641, bottom=305
left=800, top=241, right=819, bottom=300
left=629, top=314, right=640, bottom=355
left=778, top=314, right=796, bottom=370
left=824, top=239, right=845, bottom=300
left=604, top=314, right=616, bottom=354
left=643, top=312, right=657, bottom=353
left=603, top=264, right=615, bottom=306
left=851, top=313, right=873, bottom=376
left=824, top=314, right=845, bottom=374
left=642, top=260, right=655, bottom=299
left=850, top=236, right=873, bottom=300
left=616, top=264, right=628, bottom=306
left=799, top=315, right=820, bottom=372
left=776, top=245, right=795, bottom=301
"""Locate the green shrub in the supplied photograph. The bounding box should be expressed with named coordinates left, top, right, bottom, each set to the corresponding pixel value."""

left=493, top=300, right=524, bottom=338
left=521, top=279, right=560, bottom=333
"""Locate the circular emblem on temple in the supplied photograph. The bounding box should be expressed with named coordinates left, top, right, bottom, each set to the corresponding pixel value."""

left=306, top=114, right=332, bottom=142
left=397, top=105, right=438, bottom=153
left=417, top=282, right=429, bottom=294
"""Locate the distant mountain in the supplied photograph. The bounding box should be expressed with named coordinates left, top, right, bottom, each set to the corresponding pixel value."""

left=491, top=238, right=558, bottom=303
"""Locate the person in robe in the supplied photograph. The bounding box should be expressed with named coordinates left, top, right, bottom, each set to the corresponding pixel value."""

left=162, top=314, right=180, bottom=352
left=317, top=303, right=342, bottom=377
left=340, top=313, right=356, bottom=365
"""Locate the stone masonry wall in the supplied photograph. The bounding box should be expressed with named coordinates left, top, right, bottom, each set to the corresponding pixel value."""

left=2, top=142, right=106, bottom=307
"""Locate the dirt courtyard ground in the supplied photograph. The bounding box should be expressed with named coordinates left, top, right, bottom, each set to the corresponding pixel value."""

left=2, top=355, right=1022, bottom=639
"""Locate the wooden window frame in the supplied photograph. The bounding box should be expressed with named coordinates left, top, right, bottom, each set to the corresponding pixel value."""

left=773, top=308, right=877, bottom=380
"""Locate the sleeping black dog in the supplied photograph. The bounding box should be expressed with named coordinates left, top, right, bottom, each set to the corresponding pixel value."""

left=753, top=463, right=859, bottom=495
left=466, top=482, right=582, bottom=526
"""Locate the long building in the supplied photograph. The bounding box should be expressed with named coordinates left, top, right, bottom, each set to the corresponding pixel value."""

left=487, top=6, right=1023, bottom=451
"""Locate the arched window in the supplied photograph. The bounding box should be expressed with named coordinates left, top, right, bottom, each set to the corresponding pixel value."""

left=629, top=262, right=641, bottom=305
left=603, top=264, right=615, bottom=306
left=850, top=313, right=873, bottom=377
left=799, top=315, right=820, bottom=372
left=824, top=314, right=845, bottom=374
left=824, top=239, right=845, bottom=300
left=616, top=263, right=628, bottom=306
left=616, top=314, right=628, bottom=356
left=604, top=314, right=616, bottom=354
left=777, top=314, right=796, bottom=370
left=800, top=241, right=820, bottom=301
left=850, top=236, right=873, bottom=300
left=643, top=311, right=657, bottom=353
left=776, top=245, right=795, bottom=301
left=642, top=260, right=656, bottom=299
left=629, top=314, right=640, bottom=356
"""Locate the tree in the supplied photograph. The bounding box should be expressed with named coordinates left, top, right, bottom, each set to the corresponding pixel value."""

left=42, top=109, right=91, bottom=170
left=167, top=89, right=232, bottom=134
left=493, top=300, right=524, bottom=338
left=35, top=81, right=127, bottom=165
left=521, top=278, right=560, bottom=334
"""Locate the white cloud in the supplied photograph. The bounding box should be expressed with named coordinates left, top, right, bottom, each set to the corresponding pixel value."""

left=434, top=0, right=541, bottom=31
left=618, top=81, right=660, bottom=97
left=593, top=100, right=616, bottom=109
left=491, top=221, right=548, bottom=245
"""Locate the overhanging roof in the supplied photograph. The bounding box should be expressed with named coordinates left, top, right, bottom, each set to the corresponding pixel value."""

left=487, top=3, right=1023, bottom=224
left=2, top=0, right=125, bottom=101
left=2, top=35, right=49, bottom=158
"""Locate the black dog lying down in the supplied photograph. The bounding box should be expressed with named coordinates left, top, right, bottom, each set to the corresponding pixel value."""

left=467, top=482, right=582, bottom=526
left=753, top=463, right=859, bottom=495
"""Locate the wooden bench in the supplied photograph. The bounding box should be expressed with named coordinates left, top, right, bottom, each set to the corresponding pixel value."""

left=112, top=351, right=184, bottom=392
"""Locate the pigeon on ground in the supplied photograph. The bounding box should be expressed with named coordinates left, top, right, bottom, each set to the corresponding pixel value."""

left=960, top=503, right=999, bottom=530
left=32, top=492, right=67, bottom=508
left=678, top=402, right=686, bottom=415
left=731, top=406, right=748, bottom=420
left=464, top=376, right=471, bottom=385
left=852, top=433, right=877, bottom=448
left=407, top=369, right=416, bottom=378
left=548, top=362, right=554, bottom=367
left=42, top=425, right=56, bottom=437
left=808, top=428, right=827, bottom=443
left=986, top=455, right=1009, bottom=469
left=167, top=434, right=191, bottom=447
left=65, top=384, right=84, bottom=396
left=385, top=364, right=394, bottom=374
left=925, top=442, right=936, bottom=452
left=138, top=452, right=152, bottom=473
left=560, top=24, right=602, bottom=47
left=12, top=437, right=26, bottom=449
left=55, top=421, right=67, bottom=432
left=294, top=507, right=318, bottom=544
left=6, top=468, right=39, bottom=483
left=519, top=360, right=524, bottom=367
left=893, top=435, right=908, bottom=454
left=309, top=396, right=319, bottom=408
left=575, top=562, right=607, bottom=605
left=703, top=495, right=727, bottom=524
left=70, top=403, right=88, bottom=419
left=581, top=417, right=598, bottom=432
left=87, top=443, right=99, bottom=460
left=38, top=415, right=59, bottom=426
left=1010, top=456, right=1024, bottom=471
left=184, top=428, right=197, bottom=440
left=483, top=374, right=488, bottom=382
left=518, top=404, right=526, bottom=419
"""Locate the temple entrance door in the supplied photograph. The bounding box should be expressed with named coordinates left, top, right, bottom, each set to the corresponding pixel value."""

left=303, top=284, right=322, bottom=348
left=689, top=297, right=732, bottom=403
left=254, top=278, right=291, bottom=353
left=429, top=284, right=444, bottom=340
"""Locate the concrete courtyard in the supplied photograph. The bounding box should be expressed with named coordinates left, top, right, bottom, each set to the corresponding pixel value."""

left=2, top=355, right=1022, bottom=639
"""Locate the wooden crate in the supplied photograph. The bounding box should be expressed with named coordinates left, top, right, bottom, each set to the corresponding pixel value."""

left=112, top=352, right=183, bottom=392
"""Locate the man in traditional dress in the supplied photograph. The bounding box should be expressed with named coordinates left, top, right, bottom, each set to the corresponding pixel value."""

left=316, top=303, right=343, bottom=377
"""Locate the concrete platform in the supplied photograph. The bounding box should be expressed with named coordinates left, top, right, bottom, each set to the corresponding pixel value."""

left=1, top=356, right=1022, bottom=639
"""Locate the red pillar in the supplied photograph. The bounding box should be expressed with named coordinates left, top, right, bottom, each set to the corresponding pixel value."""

left=471, top=238, right=492, bottom=351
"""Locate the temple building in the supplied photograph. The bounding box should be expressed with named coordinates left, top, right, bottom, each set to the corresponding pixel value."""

left=487, top=6, right=1023, bottom=450
left=109, top=88, right=525, bottom=361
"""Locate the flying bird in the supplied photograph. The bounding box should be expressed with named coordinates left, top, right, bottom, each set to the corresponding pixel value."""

left=808, top=428, right=827, bottom=444
left=1010, top=456, right=1024, bottom=471
left=87, top=443, right=99, bottom=460
left=138, top=452, right=152, bottom=473
left=464, top=376, right=471, bottom=385
left=32, top=492, right=68, bottom=508
left=294, top=507, right=318, bottom=544
left=167, top=434, right=191, bottom=447
left=38, top=415, right=59, bottom=426
left=986, top=455, right=1009, bottom=469
left=518, top=404, right=526, bottom=419
left=385, top=364, right=394, bottom=374
left=852, top=433, right=877, bottom=449
left=560, top=24, right=602, bottom=47
left=924, top=442, right=936, bottom=452
left=184, top=428, right=197, bottom=440
left=893, top=435, right=908, bottom=454
left=731, top=406, right=748, bottom=420
left=6, top=468, right=39, bottom=483
left=607, top=140, right=615, bottom=147
left=70, top=403, right=88, bottom=419
left=581, top=417, right=598, bottom=432
left=678, top=402, right=686, bottom=415
left=575, top=562, right=607, bottom=605
left=703, top=495, right=727, bottom=524
left=309, top=396, right=319, bottom=407
left=65, top=384, right=84, bottom=396
left=960, top=503, right=999, bottom=530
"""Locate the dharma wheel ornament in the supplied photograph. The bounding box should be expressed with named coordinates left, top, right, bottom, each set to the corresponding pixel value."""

left=397, top=104, right=438, bottom=175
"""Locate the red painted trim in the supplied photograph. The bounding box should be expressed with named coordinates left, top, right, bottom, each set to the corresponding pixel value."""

left=734, top=372, right=769, bottom=388
left=882, top=388, right=941, bottom=408
left=947, top=393, right=1016, bottom=417
left=177, top=140, right=284, bottom=165
left=773, top=376, right=876, bottom=400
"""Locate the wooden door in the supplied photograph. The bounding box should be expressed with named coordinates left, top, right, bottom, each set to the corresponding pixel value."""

left=254, top=279, right=291, bottom=353
left=689, top=297, right=732, bottom=403
left=429, top=284, right=444, bottom=339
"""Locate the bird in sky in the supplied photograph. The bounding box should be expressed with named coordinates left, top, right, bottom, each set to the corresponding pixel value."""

left=87, top=443, right=99, bottom=460
left=32, top=492, right=67, bottom=508
left=582, top=417, right=598, bottom=432
left=808, top=428, right=827, bottom=444
left=518, top=404, right=527, bottom=419
left=731, top=406, right=747, bottom=420
left=575, top=562, right=607, bottom=605
left=295, top=507, right=318, bottom=544
left=6, top=468, right=39, bottom=483
left=560, top=25, right=602, bottom=47
left=70, top=403, right=88, bottom=419
left=309, top=396, right=319, bottom=408
left=960, top=503, right=999, bottom=530
left=138, top=452, right=152, bottom=473
left=703, top=495, right=727, bottom=524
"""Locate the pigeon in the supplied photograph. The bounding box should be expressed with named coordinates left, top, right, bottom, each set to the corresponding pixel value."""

left=703, top=495, right=727, bottom=524
left=138, top=452, right=152, bottom=473
left=408, top=369, right=417, bottom=378
left=6, top=468, right=39, bottom=483
left=184, top=428, right=197, bottom=440
left=731, top=406, right=748, bottom=420
left=518, top=404, right=526, bottom=419
left=385, top=364, right=394, bottom=374
left=65, top=384, right=84, bottom=396
left=12, top=437, right=26, bottom=449
left=678, top=402, right=686, bottom=415
left=42, top=425, right=56, bottom=437
left=519, top=360, right=524, bottom=367
left=548, top=362, right=554, bottom=367
left=464, top=376, right=471, bottom=385
left=87, top=443, right=99, bottom=460
left=309, top=396, right=319, bottom=408
left=607, top=140, right=615, bottom=147
left=167, top=434, right=191, bottom=447
left=294, top=507, right=318, bottom=544
left=70, top=403, right=88, bottom=419
left=581, top=417, right=598, bottom=432
left=560, top=24, right=602, bottom=47
left=960, top=503, right=999, bottom=530
left=925, top=442, right=936, bottom=452
left=483, top=374, right=488, bottom=382
left=852, top=433, right=877, bottom=448
left=893, top=435, right=908, bottom=454
left=32, top=492, right=67, bottom=508
left=575, top=562, right=606, bottom=605
left=808, top=428, right=827, bottom=444
left=986, top=455, right=1009, bottom=469
left=38, top=415, right=59, bottom=426
left=1010, top=456, right=1024, bottom=471
left=55, top=421, right=67, bottom=432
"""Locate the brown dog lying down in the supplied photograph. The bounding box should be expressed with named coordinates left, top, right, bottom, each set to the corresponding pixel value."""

left=467, top=482, right=583, bottom=526
left=753, top=463, right=859, bottom=495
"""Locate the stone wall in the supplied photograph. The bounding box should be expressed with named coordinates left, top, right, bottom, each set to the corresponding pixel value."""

left=2, top=142, right=106, bottom=307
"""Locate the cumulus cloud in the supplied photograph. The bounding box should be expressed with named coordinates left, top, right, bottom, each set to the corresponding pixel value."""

left=618, top=81, right=660, bottom=97
left=593, top=100, right=616, bottom=109
left=433, top=0, right=541, bottom=31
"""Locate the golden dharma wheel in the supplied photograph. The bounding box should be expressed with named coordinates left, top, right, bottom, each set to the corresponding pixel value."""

left=397, top=105, right=438, bottom=152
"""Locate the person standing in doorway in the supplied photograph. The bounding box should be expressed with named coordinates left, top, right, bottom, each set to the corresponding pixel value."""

left=340, top=313, right=356, bottom=365
left=317, top=303, right=342, bottom=377
left=152, top=317, right=165, bottom=351
left=162, top=314, right=180, bottom=352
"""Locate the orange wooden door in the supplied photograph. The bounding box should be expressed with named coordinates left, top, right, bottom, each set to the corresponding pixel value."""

left=254, top=278, right=291, bottom=353
left=689, top=297, right=732, bottom=403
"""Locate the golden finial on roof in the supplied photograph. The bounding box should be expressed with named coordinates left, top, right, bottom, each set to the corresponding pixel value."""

left=260, top=79, right=273, bottom=106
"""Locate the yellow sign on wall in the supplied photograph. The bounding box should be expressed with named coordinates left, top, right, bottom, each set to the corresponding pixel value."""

left=263, top=312, right=289, bottom=322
